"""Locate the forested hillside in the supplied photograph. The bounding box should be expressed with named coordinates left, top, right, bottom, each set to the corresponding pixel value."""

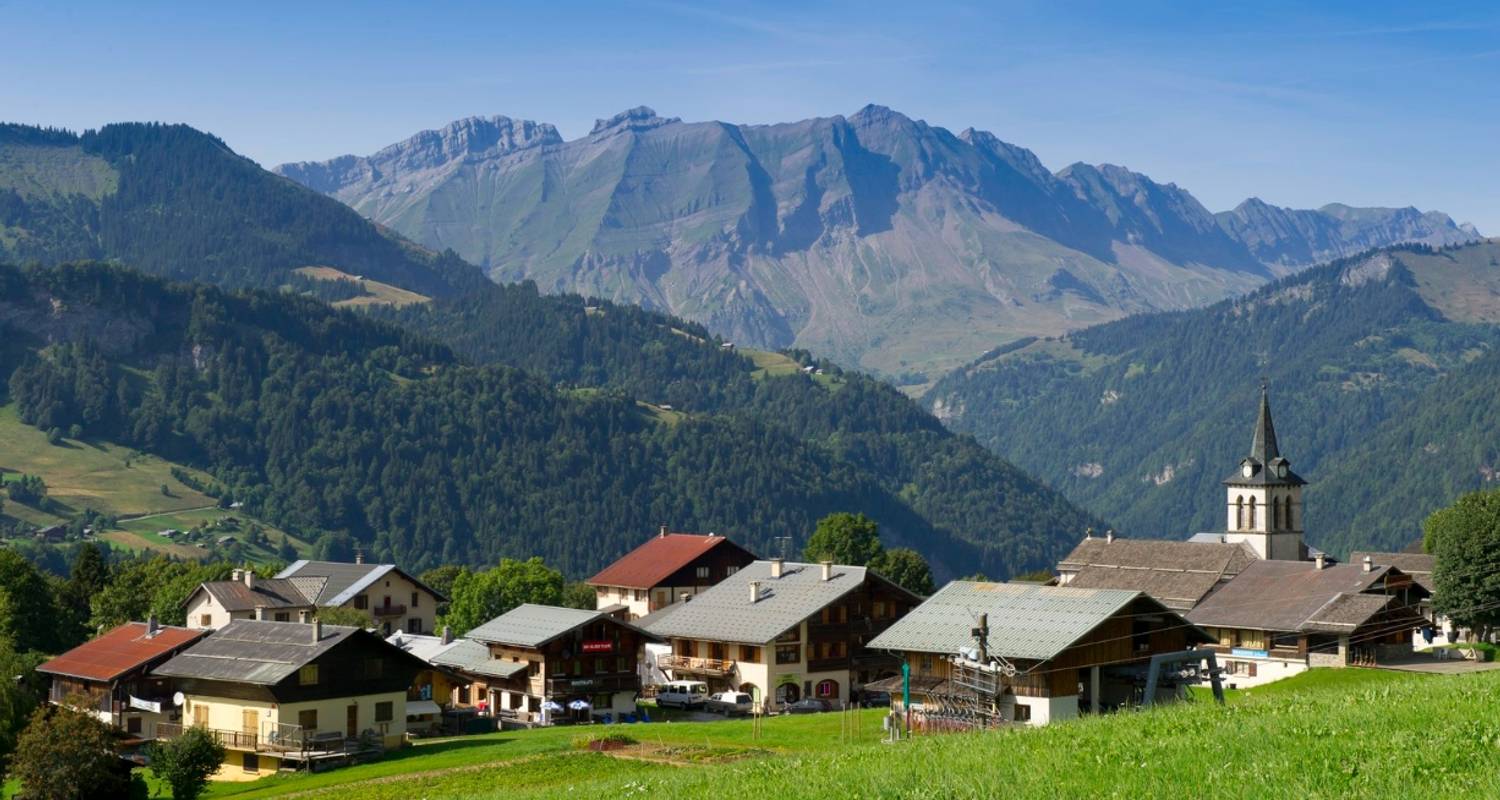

left=0, top=123, right=485, bottom=297
left=928, top=240, right=1500, bottom=555
left=1, top=263, right=1098, bottom=578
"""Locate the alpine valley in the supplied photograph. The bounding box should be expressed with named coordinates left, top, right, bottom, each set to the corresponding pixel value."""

left=275, top=105, right=1478, bottom=384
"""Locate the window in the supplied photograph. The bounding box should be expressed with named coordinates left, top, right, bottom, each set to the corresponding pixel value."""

left=407, top=618, right=423, bottom=634
left=199, top=614, right=212, bottom=627
left=299, top=665, right=319, bottom=685
left=726, top=566, right=738, bottom=576
left=920, top=654, right=934, bottom=672
left=126, top=716, right=142, bottom=734
left=696, top=566, right=710, bottom=580
left=739, top=645, right=761, bottom=663
left=873, top=601, right=887, bottom=619
left=242, top=753, right=259, bottom=774
left=274, top=612, right=290, bottom=622
left=775, top=644, right=801, bottom=664
left=298, top=709, right=318, bottom=730
left=1236, top=496, right=1245, bottom=530
left=1013, top=704, right=1032, bottom=723
left=709, top=642, right=726, bottom=661
left=353, top=594, right=368, bottom=610
left=375, top=702, right=393, bottom=722
left=634, top=589, right=645, bottom=602
left=1286, top=500, right=1295, bottom=529
left=1248, top=497, right=1257, bottom=528
left=815, top=679, right=839, bottom=699
left=1272, top=497, right=1282, bottom=530
left=458, top=685, right=471, bottom=704
left=596, top=657, right=608, bottom=673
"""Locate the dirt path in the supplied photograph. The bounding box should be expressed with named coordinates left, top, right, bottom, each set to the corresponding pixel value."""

left=115, top=504, right=219, bottom=523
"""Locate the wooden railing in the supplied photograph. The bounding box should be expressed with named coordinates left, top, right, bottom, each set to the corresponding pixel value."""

left=657, top=655, right=733, bottom=674
left=371, top=603, right=408, bottom=618
left=156, top=723, right=259, bottom=750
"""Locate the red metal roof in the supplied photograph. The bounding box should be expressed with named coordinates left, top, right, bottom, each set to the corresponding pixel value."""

left=37, top=622, right=207, bottom=683
left=587, top=533, right=736, bottom=590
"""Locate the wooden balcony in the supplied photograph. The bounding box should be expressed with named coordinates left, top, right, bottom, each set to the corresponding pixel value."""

left=371, top=603, right=407, bottom=618
left=157, top=722, right=258, bottom=751
left=657, top=654, right=734, bottom=676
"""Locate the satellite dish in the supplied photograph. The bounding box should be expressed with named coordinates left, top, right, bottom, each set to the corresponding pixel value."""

left=172, top=692, right=185, bottom=707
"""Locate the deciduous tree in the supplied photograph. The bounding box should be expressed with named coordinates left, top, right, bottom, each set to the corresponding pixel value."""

left=1426, top=488, right=1500, bottom=641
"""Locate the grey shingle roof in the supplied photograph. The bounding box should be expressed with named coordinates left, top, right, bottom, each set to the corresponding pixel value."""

left=429, top=639, right=528, bottom=679
left=1302, top=593, right=1396, bottom=633
left=198, top=578, right=313, bottom=612
left=152, top=619, right=359, bottom=685
left=466, top=604, right=608, bottom=648
left=1350, top=552, right=1434, bottom=592
left=1186, top=560, right=1396, bottom=633
left=1058, top=537, right=1254, bottom=611
left=275, top=560, right=448, bottom=605
left=638, top=560, right=900, bottom=645
left=867, top=581, right=1186, bottom=661
left=1223, top=389, right=1305, bottom=487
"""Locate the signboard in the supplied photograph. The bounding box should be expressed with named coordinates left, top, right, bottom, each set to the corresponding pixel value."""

left=1230, top=648, right=1269, bottom=659
left=128, top=696, right=162, bottom=714
left=776, top=673, right=800, bottom=687
left=581, top=640, right=614, bottom=654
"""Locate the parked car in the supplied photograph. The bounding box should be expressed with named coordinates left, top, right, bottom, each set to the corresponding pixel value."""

left=705, top=691, right=754, bottom=716
left=857, top=690, right=891, bottom=707
left=655, top=680, right=709, bottom=709
left=786, top=698, right=832, bottom=714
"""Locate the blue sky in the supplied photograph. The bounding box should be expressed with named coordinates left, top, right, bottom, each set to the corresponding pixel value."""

left=4, top=1, right=1498, bottom=229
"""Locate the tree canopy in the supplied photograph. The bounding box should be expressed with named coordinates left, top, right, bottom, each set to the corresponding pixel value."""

left=803, top=513, right=883, bottom=566
left=1425, top=488, right=1500, bottom=641
left=442, top=558, right=565, bottom=635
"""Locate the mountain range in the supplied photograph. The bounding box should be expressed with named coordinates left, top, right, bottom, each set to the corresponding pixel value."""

left=927, top=238, right=1500, bottom=556
left=0, top=121, right=1098, bottom=579
left=275, top=105, right=1479, bottom=382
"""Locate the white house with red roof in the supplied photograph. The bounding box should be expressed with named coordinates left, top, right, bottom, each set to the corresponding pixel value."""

left=587, top=526, right=757, bottom=620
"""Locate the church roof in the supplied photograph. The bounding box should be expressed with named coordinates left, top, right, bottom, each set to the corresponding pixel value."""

left=1224, top=388, right=1305, bottom=487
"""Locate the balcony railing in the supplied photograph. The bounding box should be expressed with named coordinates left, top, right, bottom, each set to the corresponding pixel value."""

left=371, top=604, right=407, bottom=618
left=657, top=655, right=734, bottom=675
left=157, top=723, right=258, bottom=750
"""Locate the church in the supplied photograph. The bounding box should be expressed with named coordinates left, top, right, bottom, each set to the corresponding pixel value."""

left=1055, top=388, right=1428, bottom=686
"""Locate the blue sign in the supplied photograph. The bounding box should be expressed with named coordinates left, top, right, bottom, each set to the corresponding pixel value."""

left=1230, top=648, right=1269, bottom=658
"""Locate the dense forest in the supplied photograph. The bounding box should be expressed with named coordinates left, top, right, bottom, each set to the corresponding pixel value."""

left=1, top=262, right=1098, bottom=579
left=928, top=240, right=1500, bottom=555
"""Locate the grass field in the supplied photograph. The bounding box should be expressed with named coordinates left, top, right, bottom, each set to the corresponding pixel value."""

left=93, top=668, right=1487, bottom=799
left=294, top=266, right=431, bottom=308
left=0, top=404, right=311, bottom=560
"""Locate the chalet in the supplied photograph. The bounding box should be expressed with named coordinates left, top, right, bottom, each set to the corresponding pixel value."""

left=184, top=559, right=446, bottom=636
left=587, top=527, right=757, bottom=620
left=1350, top=550, right=1454, bottom=648
left=35, top=619, right=206, bottom=740
left=639, top=558, right=921, bottom=708
left=152, top=619, right=427, bottom=777
left=867, top=582, right=1213, bottom=727
left=1186, top=557, right=1427, bottom=687
left=1057, top=535, right=1254, bottom=612
left=464, top=604, right=661, bottom=724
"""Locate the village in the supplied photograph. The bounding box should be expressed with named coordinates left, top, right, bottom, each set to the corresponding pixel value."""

left=28, top=390, right=1493, bottom=786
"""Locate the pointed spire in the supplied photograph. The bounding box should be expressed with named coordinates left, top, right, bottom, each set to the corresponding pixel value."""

left=1249, top=383, right=1280, bottom=463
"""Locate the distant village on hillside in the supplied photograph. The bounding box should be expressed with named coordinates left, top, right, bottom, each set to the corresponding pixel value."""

left=29, top=388, right=1489, bottom=784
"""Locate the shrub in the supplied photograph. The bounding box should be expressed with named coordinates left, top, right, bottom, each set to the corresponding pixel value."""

left=148, top=726, right=225, bottom=800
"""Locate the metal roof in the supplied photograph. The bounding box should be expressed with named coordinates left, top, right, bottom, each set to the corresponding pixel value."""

left=429, top=639, right=529, bottom=679
left=37, top=622, right=206, bottom=683
left=195, top=578, right=313, bottom=612
left=152, top=619, right=359, bottom=685
left=640, top=560, right=913, bottom=645
left=867, top=581, right=1170, bottom=661
left=586, top=533, right=751, bottom=590
left=274, top=560, right=448, bottom=605
left=385, top=631, right=462, bottom=664
left=466, top=604, right=609, bottom=648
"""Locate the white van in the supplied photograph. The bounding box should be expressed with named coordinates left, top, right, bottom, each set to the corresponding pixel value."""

left=656, top=680, right=709, bottom=709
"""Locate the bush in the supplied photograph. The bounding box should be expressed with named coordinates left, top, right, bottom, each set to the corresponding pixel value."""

left=9, top=706, right=132, bottom=800
left=148, top=726, right=225, bottom=800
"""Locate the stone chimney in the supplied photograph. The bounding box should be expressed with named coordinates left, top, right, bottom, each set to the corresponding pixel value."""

left=749, top=581, right=762, bottom=603
left=1105, top=529, right=1115, bottom=544
left=1314, top=553, right=1326, bottom=570
left=820, top=560, right=833, bottom=581
left=1362, top=555, right=1373, bottom=573
left=441, top=625, right=453, bottom=645
left=146, top=615, right=160, bottom=637
left=312, top=618, right=322, bottom=643
left=770, top=558, right=784, bottom=579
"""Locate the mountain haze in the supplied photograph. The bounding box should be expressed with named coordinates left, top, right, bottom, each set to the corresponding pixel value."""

left=277, top=106, right=1478, bottom=381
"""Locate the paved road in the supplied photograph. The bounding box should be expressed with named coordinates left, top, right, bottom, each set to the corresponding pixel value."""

left=1377, top=653, right=1500, bottom=674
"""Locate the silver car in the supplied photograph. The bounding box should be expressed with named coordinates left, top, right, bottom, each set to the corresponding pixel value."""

left=704, top=691, right=754, bottom=716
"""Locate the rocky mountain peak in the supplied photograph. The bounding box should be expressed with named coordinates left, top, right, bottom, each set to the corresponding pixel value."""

left=589, top=106, right=679, bottom=136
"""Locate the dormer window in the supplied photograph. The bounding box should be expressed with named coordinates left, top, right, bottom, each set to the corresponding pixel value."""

left=1241, top=462, right=1254, bottom=479
left=1277, top=463, right=1287, bottom=478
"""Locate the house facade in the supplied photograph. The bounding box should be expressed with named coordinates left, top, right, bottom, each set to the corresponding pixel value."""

left=184, top=560, right=446, bottom=636
left=867, top=582, right=1213, bottom=727
left=639, top=559, right=920, bottom=708
left=152, top=619, right=426, bottom=778
left=385, top=629, right=468, bottom=735
left=587, top=528, right=757, bottom=620
left=35, top=619, right=206, bottom=740
left=465, top=604, right=661, bottom=723
left=1187, top=558, right=1427, bottom=687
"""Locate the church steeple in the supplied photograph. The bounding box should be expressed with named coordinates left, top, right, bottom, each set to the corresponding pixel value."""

left=1222, top=384, right=1306, bottom=561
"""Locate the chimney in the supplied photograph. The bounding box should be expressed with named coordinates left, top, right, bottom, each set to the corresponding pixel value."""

left=146, top=615, right=160, bottom=637
left=1362, top=555, right=1373, bottom=573
left=820, top=561, right=833, bottom=581
left=1105, top=529, right=1115, bottom=544
left=354, top=547, right=364, bottom=565
left=1314, top=553, right=1326, bottom=570
left=770, top=558, right=784, bottom=579
left=243, top=569, right=254, bottom=589
left=681, top=593, right=693, bottom=603
left=231, top=568, right=242, bottom=582
left=441, top=625, right=453, bottom=645
left=311, top=618, right=322, bottom=643
left=254, top=606, right=265, bottom=621
left=1084, top=527, right=1094, bottom=541
left=659, top=524, right=668, bottom=538
left=749, top=581, right=762, bottom=603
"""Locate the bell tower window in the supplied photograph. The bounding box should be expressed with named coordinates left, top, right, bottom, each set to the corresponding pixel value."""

left=1248, top=497, right=1257, bottom=529
left=1236, top=496, right=1245, bottom=530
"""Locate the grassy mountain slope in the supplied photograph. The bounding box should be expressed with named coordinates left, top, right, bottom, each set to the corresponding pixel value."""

left=928, top=240, right=1500, bottom=555
left=1, top=262, right=1098, bottom=578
